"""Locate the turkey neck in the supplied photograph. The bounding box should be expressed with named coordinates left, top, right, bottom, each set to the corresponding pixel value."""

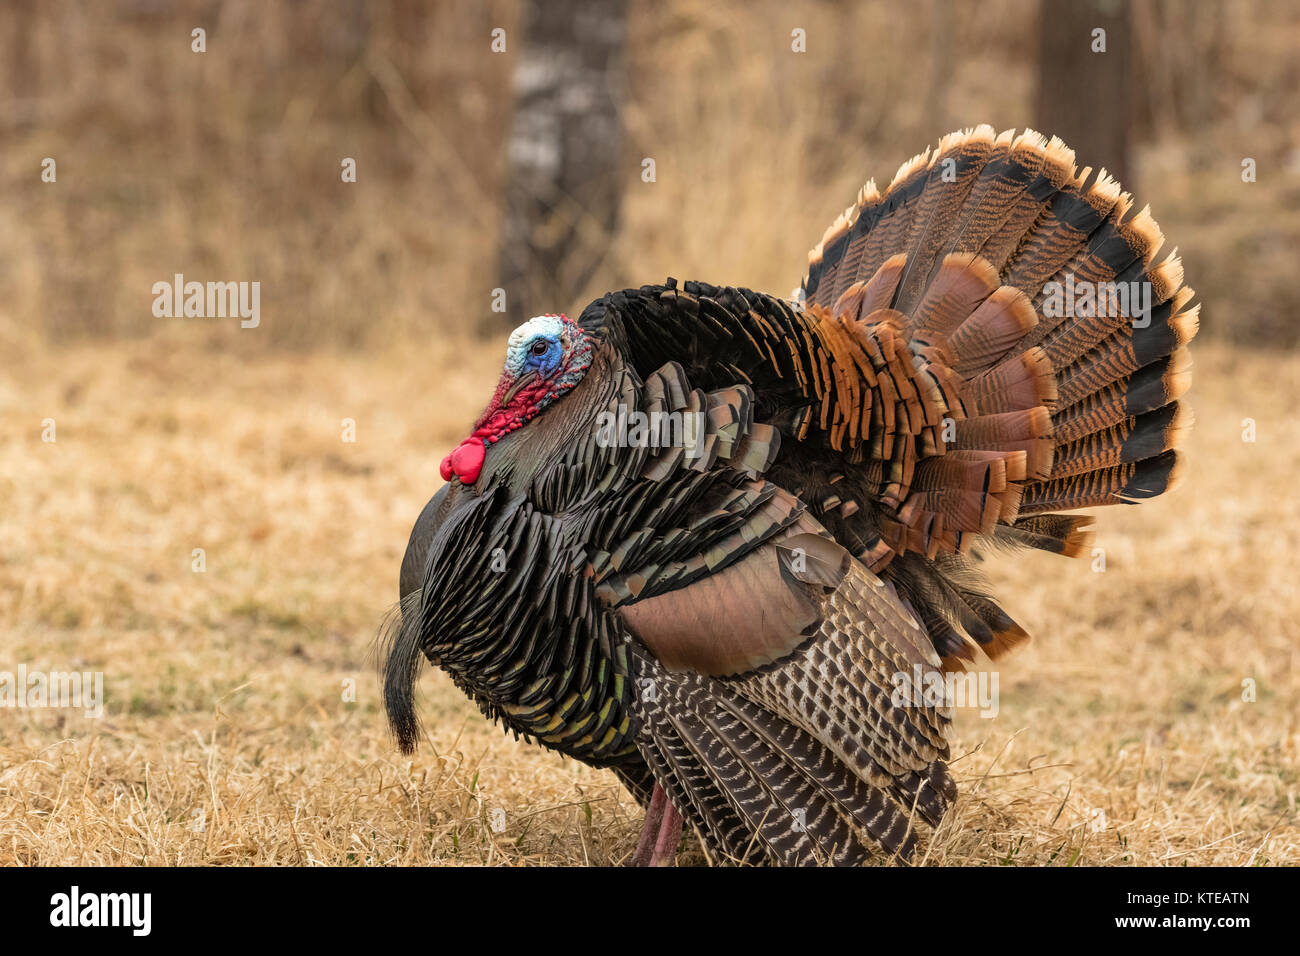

left=414, top=339, right=642, bottom=761
left=470, top=337, right=624, bottom=497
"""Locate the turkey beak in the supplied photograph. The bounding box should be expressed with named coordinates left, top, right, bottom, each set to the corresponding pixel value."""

left=502, top=371, right=538, bottom=405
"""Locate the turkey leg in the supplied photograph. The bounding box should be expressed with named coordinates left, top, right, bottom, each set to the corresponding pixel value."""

left=649, top=798, right=683, bottom=866
left=629, top=783, right=681, bottom=866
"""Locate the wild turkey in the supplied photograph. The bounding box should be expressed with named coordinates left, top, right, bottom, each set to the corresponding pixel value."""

left=383, top=126, right=1198, bottom=866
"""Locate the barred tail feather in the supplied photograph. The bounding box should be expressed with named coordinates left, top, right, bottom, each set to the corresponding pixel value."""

left=795, top=127, right=1195, bottom=669
left=801, top=126, right=1196, bottom=537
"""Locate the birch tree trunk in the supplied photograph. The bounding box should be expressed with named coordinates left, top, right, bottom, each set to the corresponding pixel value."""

left=492, top=0, right=628, bottom=335
left=1035, top=0, right=1133, bottom=188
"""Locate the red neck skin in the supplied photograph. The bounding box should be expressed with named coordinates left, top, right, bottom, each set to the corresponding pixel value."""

left=440, top=375, right=557, bottom=484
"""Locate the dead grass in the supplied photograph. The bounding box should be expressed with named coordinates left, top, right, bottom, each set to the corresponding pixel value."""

left=3, top=1, right=1297, bottom=348
left=1, top=0, right=1297, bottom=866
left=0, top=336, right=1296, bottom=866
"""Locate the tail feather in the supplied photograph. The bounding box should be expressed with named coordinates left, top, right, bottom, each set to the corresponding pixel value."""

left=1000, top=166, right=1124, bottom=299
left=1048, top=401, right=1192, bottom=480
left=788, top=127, right=1197, bottom=675
left=993, top=514, right=1096, bottom=557
left=1053, top=301, right=1198, bottom=442
left=1019, top=447, right=1183, bottom=513
left=947, top=286, right=1038, bottom=376
left=890, top=130, right=998, bottom=312
left=900, top=129, right=1048, bottom=300
left=976, top=135, right=1079, bottom=272
left=802, top=126, right=1196, bottom=532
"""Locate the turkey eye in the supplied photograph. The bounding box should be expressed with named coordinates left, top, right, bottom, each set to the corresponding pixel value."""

left=530, top=340, right=549, bottom=357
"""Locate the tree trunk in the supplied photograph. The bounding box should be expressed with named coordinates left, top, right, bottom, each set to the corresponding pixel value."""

left=1035, top=0, right=1133, bottom=187
left=492, top=0, right=628, bottom=335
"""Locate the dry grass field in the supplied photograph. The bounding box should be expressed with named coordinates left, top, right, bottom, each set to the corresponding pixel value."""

left=1, top=0, right=1297, bottom=868
left=1, top=334, right=1296, bottom=866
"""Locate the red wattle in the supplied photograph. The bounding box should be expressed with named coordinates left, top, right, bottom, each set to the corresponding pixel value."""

left=444, top=372, right=562, bottom=485
left=446, top=439, right=486, bottom=485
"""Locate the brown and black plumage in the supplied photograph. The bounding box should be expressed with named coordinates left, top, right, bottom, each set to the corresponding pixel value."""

left=382, top=126, right=1198, bottom=865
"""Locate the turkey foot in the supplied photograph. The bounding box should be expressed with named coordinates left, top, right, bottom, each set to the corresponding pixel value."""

left=629, top=783, right=681, bottom=866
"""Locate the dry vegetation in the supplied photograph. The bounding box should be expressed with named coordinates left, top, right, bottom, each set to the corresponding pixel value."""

left=1, top=0, right=1297, bottom=865
left=0, top=338, right=1297, bottom=865
left=2, top=1, right=1297, bottom=346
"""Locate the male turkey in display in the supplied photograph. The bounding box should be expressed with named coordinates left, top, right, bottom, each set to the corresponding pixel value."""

left=382, top=126, right=1198, bottom=866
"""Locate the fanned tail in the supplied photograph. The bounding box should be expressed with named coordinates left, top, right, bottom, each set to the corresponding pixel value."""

left=802, top=125, right=1197, bottom=530
left=799, top=126, right=1196, bottom=666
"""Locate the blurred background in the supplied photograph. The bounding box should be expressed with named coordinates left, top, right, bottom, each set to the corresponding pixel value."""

left=2, top=2, right=1298, bottom=865
left=2, top=0, right=1297, bottom=351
